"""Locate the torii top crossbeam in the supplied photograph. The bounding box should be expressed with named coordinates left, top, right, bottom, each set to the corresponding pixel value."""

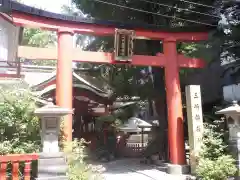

left=1, top=0, right=211, bottom=68
left=0, top=0, right=212, bottom=40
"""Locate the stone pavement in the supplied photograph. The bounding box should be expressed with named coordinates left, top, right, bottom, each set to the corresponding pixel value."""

left=99, top=159, right=191, bottom=180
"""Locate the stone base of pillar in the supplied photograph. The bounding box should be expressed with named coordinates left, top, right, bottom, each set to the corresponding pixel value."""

left=36, top=152, right=68, bottom=180
left=167, top=164, right=190, bottom=175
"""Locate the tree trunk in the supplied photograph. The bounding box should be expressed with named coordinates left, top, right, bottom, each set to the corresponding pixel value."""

left=144, top=38, right=169, bottom=161
left=152, top=67, right=169, bottom=161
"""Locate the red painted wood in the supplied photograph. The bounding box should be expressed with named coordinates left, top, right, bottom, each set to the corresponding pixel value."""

left=164, top=39, right=186, bottom=165
left=11, top=12, right=209, bottom=41
left=0, top=154, right=39, bottom=163
left=24, top=161, right=31, bottom=180
left=56, top=29, right=74, bottom=142
left=17, top=46, right=205, bottom=68
left=0, top=154, right=38, bottom=180
left=12, top=162, right=19, bottom=180
left=0, top=162, right=7, bottom=180
left=177, top=54, right=206, bottom=68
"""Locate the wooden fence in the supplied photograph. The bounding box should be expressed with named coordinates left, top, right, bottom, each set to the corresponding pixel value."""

left=0, top=154, right=39, bottom=180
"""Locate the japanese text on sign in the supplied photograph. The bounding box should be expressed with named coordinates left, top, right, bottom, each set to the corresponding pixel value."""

left=185, top=85, right=204, bottom=174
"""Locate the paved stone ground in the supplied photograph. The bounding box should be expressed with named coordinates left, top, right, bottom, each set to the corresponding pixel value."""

left=97, top=159, right=191, bottom=180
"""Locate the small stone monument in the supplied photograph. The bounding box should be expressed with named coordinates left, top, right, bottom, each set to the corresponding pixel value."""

left=216, top=101, right=240, bottom=173
left=185, top=85, right=204, bottom=174
left=34, top=98, right=73, bottom=180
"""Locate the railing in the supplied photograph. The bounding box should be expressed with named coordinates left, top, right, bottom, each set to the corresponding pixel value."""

left=120, top=142, right=148, bottom=157
left=0, top=153, right=39, bottom=180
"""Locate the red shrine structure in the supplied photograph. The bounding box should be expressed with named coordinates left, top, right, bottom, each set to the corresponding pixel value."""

left=0, top=0, right=214, bottom=167
left=32, top=70, right=114, bottom=146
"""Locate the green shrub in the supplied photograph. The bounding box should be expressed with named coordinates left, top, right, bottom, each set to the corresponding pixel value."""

left=196, top=122, right=237, bottom=180
left=200, top=127, right=226, bottom=160
left=0, top=87, right=40, bottom=179
left=0, top=88, right=41, bottom=155
left=196, top=155, right=236, bottom=180
left=64, top=139, right=104, bottom=180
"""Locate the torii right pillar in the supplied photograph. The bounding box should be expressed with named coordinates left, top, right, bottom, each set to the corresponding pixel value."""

left=164, top=38, right=189, bottom=174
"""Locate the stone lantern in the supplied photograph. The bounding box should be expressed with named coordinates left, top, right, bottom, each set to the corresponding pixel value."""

left=216, top=100, right=240, bottom=171
left=34, top=99, right=73, bottom=180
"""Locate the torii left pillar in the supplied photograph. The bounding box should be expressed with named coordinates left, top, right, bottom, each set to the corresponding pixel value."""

left=56, top=28, right=74, bottom=142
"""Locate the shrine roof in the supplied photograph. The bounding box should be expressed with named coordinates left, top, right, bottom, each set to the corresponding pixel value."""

left=0, top=78, right=50, bottom=105
left=2, top=0, right=216, bottom=32
left=30, top=70, right=112, bottom=98
left=75, top=71, right=112, bottom=95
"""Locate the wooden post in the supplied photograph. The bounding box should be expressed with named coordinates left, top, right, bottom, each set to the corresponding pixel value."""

left=185, top=85, right=204, bottom=174
left=56, top=28, right=74, bottom=142
left=164, top=39, right=186, bottom=165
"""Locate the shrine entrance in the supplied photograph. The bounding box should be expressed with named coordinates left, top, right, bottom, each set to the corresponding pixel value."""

left=0, top=0, right=213, bottom=172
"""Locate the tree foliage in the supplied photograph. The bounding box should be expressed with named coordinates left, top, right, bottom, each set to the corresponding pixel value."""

left=72, top=0, right=218, bottom=58
left=98, top=64, right=154, bottom=99
left=64, top=139, right=103, bottom=180
left=73, top=0, right=217, bottom=26
left=20, top=28, right=57, bottom=66
left=196, top=118, right=237, bottom=180
left=20, top=26, right=57, bottom=66
left=0, top=87, right=41, bottom=155
left=212, top=1, right=240, bottom=64
left=21, top=28, right=56, bottom=48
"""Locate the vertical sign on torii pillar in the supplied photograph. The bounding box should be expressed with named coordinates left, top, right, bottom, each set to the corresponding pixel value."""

left=185, top=85, right=204, bottom=174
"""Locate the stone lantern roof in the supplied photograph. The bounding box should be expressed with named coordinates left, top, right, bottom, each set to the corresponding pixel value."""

left=119, top=117, right=152, bottom=133
left=34, top=99, right=73, bottom=116
left=216, top=101, right=240, bottom=115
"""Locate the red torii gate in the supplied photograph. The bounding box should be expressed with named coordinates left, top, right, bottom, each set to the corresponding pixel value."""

left=1, top=0, right=211, bottom=168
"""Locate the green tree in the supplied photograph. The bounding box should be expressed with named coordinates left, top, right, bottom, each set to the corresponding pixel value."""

left=20, top=27, right=57, bottom=66
left=211, top=1, right=240, bottom=64
left=179, top=1, right=240, bottom=66
left=21, top=28, right=56, bottom=48
left=0, top=87, right=41, bottom=155
left=64, top=139, right=103, bottom=180
left=196, top=120, right=237, bottom=180
left=20, top=6, right=91, bottom=67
